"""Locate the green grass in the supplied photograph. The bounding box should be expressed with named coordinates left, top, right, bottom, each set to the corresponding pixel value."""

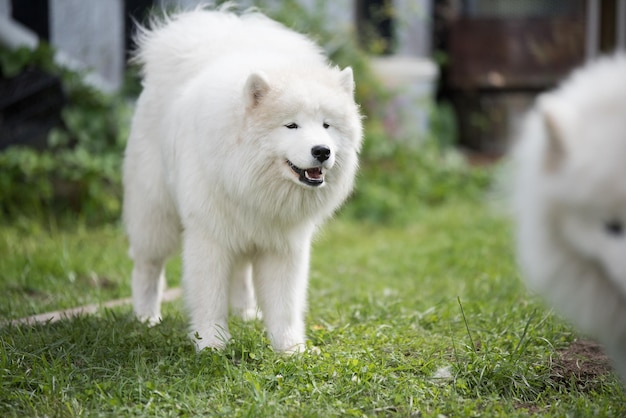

left=1, top=201, right=625, bottom=417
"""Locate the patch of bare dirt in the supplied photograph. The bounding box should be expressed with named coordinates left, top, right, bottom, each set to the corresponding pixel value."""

left=514, top=339, right=614, bottom=413
left=551, top=339, right=613, bottom=390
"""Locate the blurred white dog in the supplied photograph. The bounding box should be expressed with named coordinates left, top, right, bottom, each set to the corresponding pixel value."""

left=511, top=54, right=626, bottom=380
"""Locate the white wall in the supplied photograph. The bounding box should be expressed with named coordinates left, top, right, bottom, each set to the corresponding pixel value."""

left=50, top=0, right=124, bottom=90
left=0, top=0, right=10, bottom=17
left=395, top=0, right=432, bottom=57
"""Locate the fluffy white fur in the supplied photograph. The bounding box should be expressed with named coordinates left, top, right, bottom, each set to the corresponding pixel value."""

left=123, top=7, right=362, bottom=353
left=512, top=54, right=626, bottom=380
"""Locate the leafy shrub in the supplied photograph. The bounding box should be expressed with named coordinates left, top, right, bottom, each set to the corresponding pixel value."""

left=343, top=139, right=493, bottom=225
left=0, top=44, right=130, bottom=223
left=0, top=3, right=493, bottom=226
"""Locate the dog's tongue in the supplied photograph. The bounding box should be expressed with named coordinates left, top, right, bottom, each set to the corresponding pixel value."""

left=305, top=167, right=323, bottom=180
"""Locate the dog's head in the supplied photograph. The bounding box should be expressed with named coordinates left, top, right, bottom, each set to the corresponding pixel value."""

left=535, top=62, right=626, bottom=288
left=241, top=66, right=362, bottom=190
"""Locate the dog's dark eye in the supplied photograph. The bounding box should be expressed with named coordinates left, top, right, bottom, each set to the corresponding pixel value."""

left=285, top=123, right=299, bottom=129
left=605, top=219, right=624, bottom=236
left=323, top=122, right=329, bottom=129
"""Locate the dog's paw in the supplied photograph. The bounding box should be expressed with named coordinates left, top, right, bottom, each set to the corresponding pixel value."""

left=268, top=327, right=307, bottom=355
left=278, top=344, right=320, bottom=356
left=233, top=307, right=262, bottom=322
left=278, top=342, right=307, bottom=356
left=271, top=334, right=307, bottom=355
left=308, top=346, right=321, bottom=355
left=138, top=314, right=162, bottom=327
left=189, top=326, right=231, bottom=352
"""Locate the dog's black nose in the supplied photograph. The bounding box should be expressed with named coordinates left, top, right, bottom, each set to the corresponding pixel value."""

left=311, top=145, right=331, bottom=162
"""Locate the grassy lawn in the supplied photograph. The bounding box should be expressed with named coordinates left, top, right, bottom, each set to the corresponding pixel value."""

left=1, top=200, right=625, bottom=417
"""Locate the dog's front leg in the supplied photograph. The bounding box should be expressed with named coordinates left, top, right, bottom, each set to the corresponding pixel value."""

left=253, top=242, right=311, bottom=354
left=183, top=229, right=232, bottom=351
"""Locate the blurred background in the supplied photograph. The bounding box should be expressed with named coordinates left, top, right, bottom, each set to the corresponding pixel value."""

left=1, top=0, right=625, bottom=224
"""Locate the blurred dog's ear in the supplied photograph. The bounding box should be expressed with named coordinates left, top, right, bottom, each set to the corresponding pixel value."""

left=539, top=97, right=566, bottom=172
left=338, top=67, right=355, bottom=95
left=245, top=72, right=270, bottom=108
left=543, top=111, right=565, bottom=172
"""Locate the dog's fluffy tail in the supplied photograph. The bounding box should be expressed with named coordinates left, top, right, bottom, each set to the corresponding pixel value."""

left=131, top=4, right=240, bottom=87
left=131, top=4, right=324, bottom=90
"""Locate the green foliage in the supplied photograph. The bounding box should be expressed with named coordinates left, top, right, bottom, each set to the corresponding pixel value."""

left=0, top=43, right=56, bottom=77
left=344, top=137, right=492, bottom=224
left=0, top=44, right=130, bottom=223
left=0, top=1, right=483, bottom=227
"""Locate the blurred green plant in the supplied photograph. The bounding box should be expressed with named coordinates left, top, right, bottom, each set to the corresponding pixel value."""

left=0, top=1, right=490, bottom=226
left=343, top=140, right=492, bottom=225
left=0, top=44, right=131, bottom=223
left=340, top=97, right=493, bottom=225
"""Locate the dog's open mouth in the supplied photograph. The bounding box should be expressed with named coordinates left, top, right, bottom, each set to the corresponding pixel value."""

left=287, top=160, right=325, bottom=187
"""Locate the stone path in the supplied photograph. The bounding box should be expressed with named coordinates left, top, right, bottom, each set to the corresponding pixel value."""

left=4, top=288, right=182, bottom=326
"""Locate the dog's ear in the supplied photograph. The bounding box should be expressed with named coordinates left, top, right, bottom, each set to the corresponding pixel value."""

left=338, top=67, right=355, bottom=95
left=539, top=97, right=566, bottom=172
left=245, top=72, right=270, bottom=108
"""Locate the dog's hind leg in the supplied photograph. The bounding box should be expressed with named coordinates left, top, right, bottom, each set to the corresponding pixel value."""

left=230, top=261, right=260, bottom=321
left=125, top=196, right=180, bottom=325
left=130, top=258, right=167, bottom=326
left=123, top=148, right=181, bottom=325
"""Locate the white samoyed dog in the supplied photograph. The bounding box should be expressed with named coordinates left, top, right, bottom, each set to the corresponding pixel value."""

left=511, top=54, right=626, bottom=379
left=122, top=7, right=362, bottom=353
